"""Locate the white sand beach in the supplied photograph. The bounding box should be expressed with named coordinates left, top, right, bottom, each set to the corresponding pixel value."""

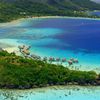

left=0, top=16, right=100, bottom=27
left=3, top=47, right=19, bottom=53
left=0, top=39, right=24, bottom=55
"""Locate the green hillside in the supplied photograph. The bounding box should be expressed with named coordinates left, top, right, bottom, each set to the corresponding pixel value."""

left=0, top=50, right=99, bottom=89
left=1, top=0, right=100, bottom=10
left=0, top=0, right=100, bottom=22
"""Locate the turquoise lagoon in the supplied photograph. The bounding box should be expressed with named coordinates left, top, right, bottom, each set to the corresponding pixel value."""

left=0, top=17, right=100, bottom=100
left=0, top=86, right=100, bottom=100
left=0, top=17, right=100, bottom=71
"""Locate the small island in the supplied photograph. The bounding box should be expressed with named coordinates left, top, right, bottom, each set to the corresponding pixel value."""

left=0, top=48, right=100, bottom=89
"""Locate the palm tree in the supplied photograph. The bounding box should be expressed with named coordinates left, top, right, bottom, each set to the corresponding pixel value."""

left=18, top=46, right=23, bottom=52
left=69, top=58, right=79, bottom=69
left=36, top=56, right=41, bottom=60
left=31, top=54, right=38, bottom=60
left=60, top=58, right=66, bottom=65
left=26, top=45, right=31, bottom=50
left=43, top=57, right=48, bottom=62
left=49, top=57, right=55, bottom=64
left=56, top=57, right=60, bottom=64
left=22, top=49, right=30, bottom=58
left=18, top=45, right=25, bottom=52
left=62, top=58, right=66, bottom=63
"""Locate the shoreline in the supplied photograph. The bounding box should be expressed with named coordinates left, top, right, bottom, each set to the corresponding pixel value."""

left=1, top=76, right=100, bottom=90
left=31, top=16, right=100, bottom=20
left=3, top=45, right=100, bottom=73
left=10, top=16, right=100, bottom=21
left=0, top=39, right=100, bottom=73
left=0, top=16, right=100, bottom=25
left=3, top=47, right=19, bottom=54
left=1, top=85, right=100, bottom=90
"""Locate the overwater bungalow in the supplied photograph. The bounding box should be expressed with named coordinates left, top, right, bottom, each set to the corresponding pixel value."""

left=70, top=58, right=75, bottom=62
left=61, top=58, right=66, bottom=62
left=56, top=58, right=61, bottom=62
left=49, top=57, right=55, bottom=62
left=73, top=59, right=79, bottom=63
left=70, top=58, right=79, bottom=63
left=67, top=60, right=73, bottom=66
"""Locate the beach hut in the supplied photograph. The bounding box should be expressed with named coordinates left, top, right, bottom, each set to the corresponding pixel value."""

left=49, top=57, right=55, bottom=63
left=56, top=58, right=60, bottom=62
left=73, top=59, right=79, bottom=63
left=70, top=58, right=79, bottom=63
left=70, top=58, right=75, bottom=62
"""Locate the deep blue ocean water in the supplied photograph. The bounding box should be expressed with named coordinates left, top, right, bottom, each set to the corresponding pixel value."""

left=0, top=17, right=100, bottom=70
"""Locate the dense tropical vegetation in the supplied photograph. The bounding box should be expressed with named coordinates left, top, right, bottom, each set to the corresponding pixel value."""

left=0, top=0, right=100, bottom=22
left=0, top=50, right=100, bottom=89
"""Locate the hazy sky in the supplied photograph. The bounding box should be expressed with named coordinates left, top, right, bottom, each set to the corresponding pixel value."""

left=91, top=0, right=100, bottom=3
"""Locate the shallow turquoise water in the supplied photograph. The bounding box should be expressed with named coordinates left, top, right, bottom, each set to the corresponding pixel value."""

left=0, top=86, right=100, bottom=100
left=0, top=17, right=100, bottom=71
